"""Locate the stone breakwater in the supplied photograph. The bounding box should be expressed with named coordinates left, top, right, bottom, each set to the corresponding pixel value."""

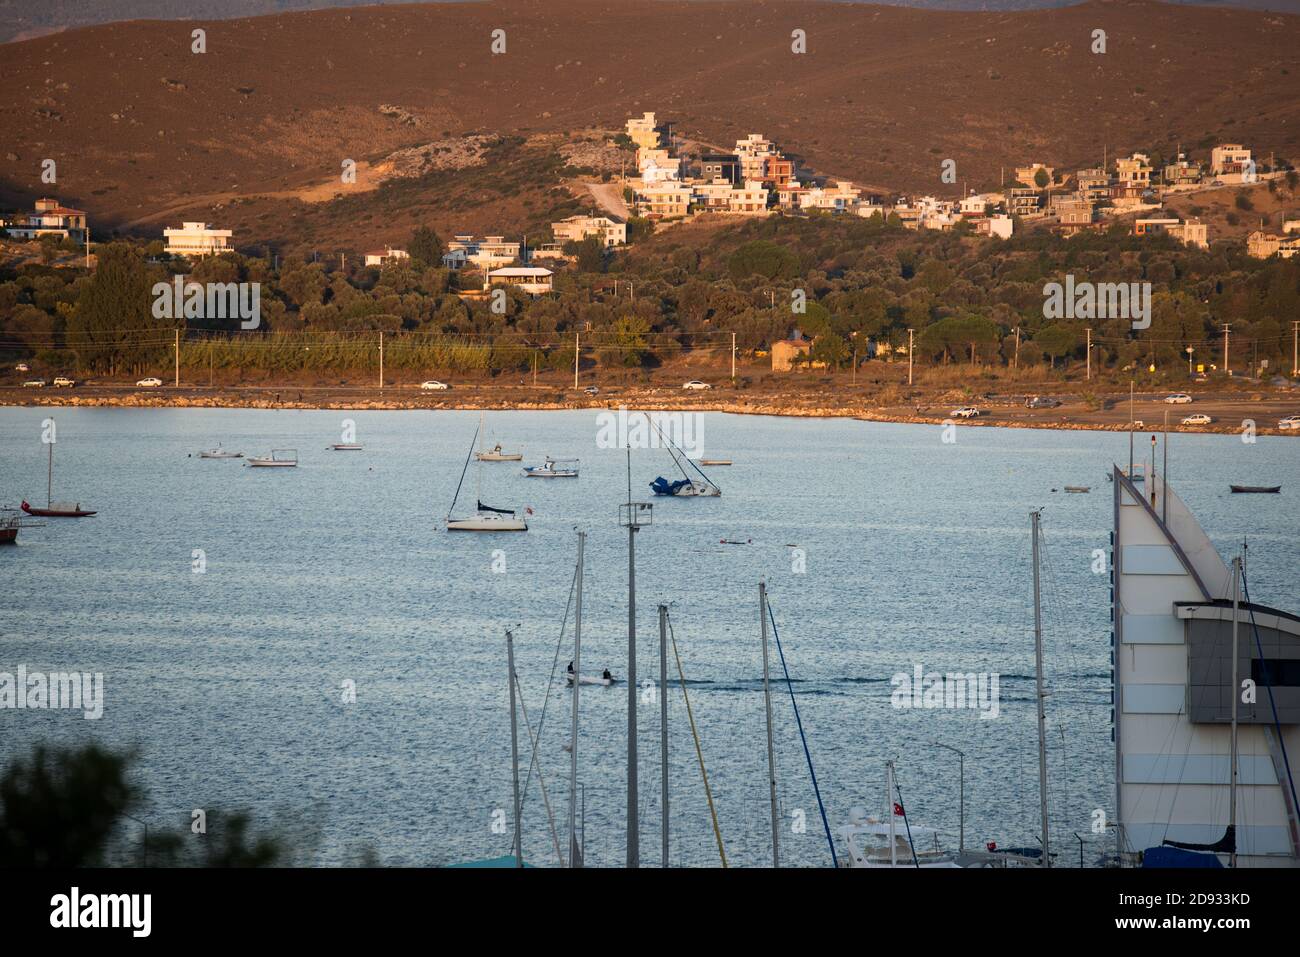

left=3, top=390, right=1292, bottom=436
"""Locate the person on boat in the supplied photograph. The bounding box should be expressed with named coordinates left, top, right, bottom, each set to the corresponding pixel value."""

left=567, top=660, right=574, bottom=674
left=602, top=669, right=612, bottom=681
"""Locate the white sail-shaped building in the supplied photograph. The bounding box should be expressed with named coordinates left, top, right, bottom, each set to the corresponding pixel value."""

left=1112, top=465, right=1300, bottom=867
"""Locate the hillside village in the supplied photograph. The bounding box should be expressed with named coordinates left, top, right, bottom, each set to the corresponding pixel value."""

left=5, top=110, right=1298, bottom=297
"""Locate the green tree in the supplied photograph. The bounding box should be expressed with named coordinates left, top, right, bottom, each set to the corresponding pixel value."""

left=66, top=242, right=161, bottom=372
left=408, top=226, right=445, bottom=269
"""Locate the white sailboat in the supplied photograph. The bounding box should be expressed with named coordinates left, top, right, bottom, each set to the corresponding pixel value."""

left=837, top=762, right=960, bottom=868
left=446, top=424, right=528, bottom=531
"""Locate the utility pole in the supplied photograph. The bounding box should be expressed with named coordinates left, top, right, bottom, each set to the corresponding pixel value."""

left=1222, top=323, right=1231, bottom=374
left=85, top=228, right=91, bottom=270
left=174, top=329, right=180, bottom=387
left=574, top=333, right=580, bottom=390
left=731, top=332, right=736, bottom=380
left=1014, top=326, right=1021, bottom=371
left=1085, top=328, right=1092, bottom=380
left=907, top=328, right=914, bottom=386
left=378, top=331, right=384, bottom=390
left=1292, top=321, right=1298, bottom=377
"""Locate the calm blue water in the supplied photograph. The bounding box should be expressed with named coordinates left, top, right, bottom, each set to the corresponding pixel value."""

left=2, top=407, right=1297, bottom=867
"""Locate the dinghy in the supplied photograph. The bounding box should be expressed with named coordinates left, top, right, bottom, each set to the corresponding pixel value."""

left=1229, top=485, right=1281, bottom=494
left=565, top=672, right=616, bottom=687
left=329, top=443, right=363, bottom=451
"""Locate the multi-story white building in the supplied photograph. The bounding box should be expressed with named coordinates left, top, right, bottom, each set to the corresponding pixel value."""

left=798, top=182, right=861, bottom=212
left=551, top=215, right=626, bottom=247
left=485, top=266, right=553, bottom=296
left=363, top=247, right=410, bottom=267
left=164, top=222, right=233, bottom=258
left=637, top=147, right=681, bottom=184
left=735, top=133, right=778, bottom=182
left=442, top=235, right=521, bottom=270
left=3, top=197, right=89, bottom=242
left=1211, top=143, right=1253, bottom=178
left=626, top=112, right=661, bottom=151
left=635, top=181, right=692, bottom=219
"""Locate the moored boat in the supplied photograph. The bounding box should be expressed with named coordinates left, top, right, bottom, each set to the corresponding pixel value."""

left=523, top=457, right=579, bottom=478
left=200, top=445, right=243, bottom=459
left=1229, top=484, right=1281, bottom=494
left=447, top=426, right=529, bottom=531
left=246, top=449, right=298, bottom=468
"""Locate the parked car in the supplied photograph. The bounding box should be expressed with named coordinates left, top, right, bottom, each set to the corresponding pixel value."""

left=950, top=407, right=981, bottom=418
left=682, top=380, right=712, bottom=391
left=136, top=377, right=163, bottom=387
left=1278, top=415, right=1300, bottom=431
left=22, top=379, right=45, bottom=388
left=15, top=362, right=29, bottom=372
left=1181, top=413, right=1212, bottom=426
left=419, top=380, right=450, bottom=391
left=53, top=376, right=75, bottom=388
left=1025, top=396, right=1061, bottom=409
left=1163, top=393, right=1192, bottom=404
left=583, top=385, right=599, bottom=396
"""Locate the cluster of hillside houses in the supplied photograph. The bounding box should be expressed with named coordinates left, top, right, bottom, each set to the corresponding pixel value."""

left=3, top=120, right=1296, bottom=297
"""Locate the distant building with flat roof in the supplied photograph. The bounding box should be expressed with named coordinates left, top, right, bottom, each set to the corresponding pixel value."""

left=164, top=222, right=232, bottom=258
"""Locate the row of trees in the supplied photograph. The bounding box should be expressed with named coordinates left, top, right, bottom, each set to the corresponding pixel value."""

left=3, top=212, right=1298, bottom=378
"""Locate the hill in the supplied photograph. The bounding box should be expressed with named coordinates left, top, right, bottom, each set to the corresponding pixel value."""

left=1, top=0, right=1297, bottom=253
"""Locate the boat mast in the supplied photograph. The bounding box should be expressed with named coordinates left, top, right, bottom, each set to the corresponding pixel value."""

left=619, top=450, right=652, bottom=869
left=887, top=760, right=898, bottom=868
left=760, top=581, right=780, bottom=867
left=1230, top=555, right=1241, bottom=868
left=568, top=532, right=585, bottom=867
left=506, top=628, right=523, bottom=868
left=659, top=603, right=669, bottom=868
left=1031, top=509, right=1051, bottom=867
left=47, top=424, right=53, bottom=509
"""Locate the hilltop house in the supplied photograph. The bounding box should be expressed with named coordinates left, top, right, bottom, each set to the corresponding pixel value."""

left=552, top=215, right=626, bottom=247
left=799, top=182, right=860, bottom=213
left=1053, top=194, right=1097, bottom=235
left=635, top=181, right=692, bottom=219
left=164, top=222, right=232, bottom=258
left=3, top=198, right=88, bottom=242
left=1075, top=167, right=1111, bottom=202
left=637, top=147, right=681, bottom=184
left=1162, top=155, right=1203, bottom=188
left=485, top=266, right=553, bottom=296
left=1210, top=143, right=1253, bottom=179
left=626, top=112, right=662, bottom=150
left=1246, top=230, right=1300, bottom=260
left=1134, top=217, right=1209, bottom=250
left=699, top=153, right=741, bottom=185
left=771, top=336, right=812, bottom=372
left=442, top=235, right=521, bottom=270
left=735, top=134, right=779, bottom=182
left=363, top=247, right=410, bottom=267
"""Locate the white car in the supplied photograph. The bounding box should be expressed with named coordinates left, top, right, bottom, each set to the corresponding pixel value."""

left=136, top=377, right=163, bottom=387
left=15, top=362, right=29, bottom=372
left=950, top=407, right=981, bottom=418
left=1278, top=415, right=1300, bottom=431
left=1181, top=413, right=1212, bottom=426
left=682, top=380, right=712, bottom=391
left=22, top=379, right=45, bottom=388
left=53, top=376, right=75, bottom=387
left=1163, top=393, right=1192, bottom=404
left=419, top=380, right=450, bottom=391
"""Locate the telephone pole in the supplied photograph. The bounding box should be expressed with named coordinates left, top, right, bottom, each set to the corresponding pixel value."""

left=1085, top=328, right=1091, bottom=380
left=1222, top=323, right=1231, bottom=374
left=907, top=328, right=914, bottom=386
left=174, top=329, right=180, bottom=387
left=574, top=332, right=580, bottom=389
left=378, top=331, right=384, bottom=390
left=1292, top=321, right=1298, bottom=377
left=731, top=331, right=736, bottom=380
left=1014, top=326, right=1021, bottom=371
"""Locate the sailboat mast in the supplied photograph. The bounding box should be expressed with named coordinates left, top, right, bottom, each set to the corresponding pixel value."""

left=506, top=628, right=523, bottom=868
left=1230, top=556, right=1241, bottom=868
left=627, top=508, right=640, bottom=869
left=887, top=761, right=898, bottom=868
left=760, top=581, right=780, bottom=867
left=568, top=532, right=585, bottom=868
left=1031, top=509, right=1051, bottom=867
left=659, top=603, right=669, bottom=868
left=47, top=432, right=53, bottom=509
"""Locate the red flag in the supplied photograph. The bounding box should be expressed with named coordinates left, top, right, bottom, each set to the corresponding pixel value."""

left=893, top=802, right=904, bottom=817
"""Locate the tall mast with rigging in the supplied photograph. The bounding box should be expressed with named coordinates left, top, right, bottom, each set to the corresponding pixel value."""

left=1031, top=509, right=1051, bottom=867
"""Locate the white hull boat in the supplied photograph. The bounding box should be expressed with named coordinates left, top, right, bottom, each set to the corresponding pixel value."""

left=330, top=443, right=363, bottom=451
left=523, top=458, right=578, bottom=478
left=247, top=449, right=298, bottom=468
left=565, top=672, right=616, bottom=686
left=476, top=445, right=522, bottom=462
left=200, top=446, right=243, bottom=459
left=447, top=512, right=528, bottom=532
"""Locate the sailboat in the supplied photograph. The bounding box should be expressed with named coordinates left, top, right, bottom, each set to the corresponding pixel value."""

left=837, top=763, right=961, bottom=868
left=647, top=419, right=719, bottom=497
left=474, top=411, right=522, bottom=461
left=22, top=420, right=96, bottom=517
left=446, top=424, right=528, bottom=531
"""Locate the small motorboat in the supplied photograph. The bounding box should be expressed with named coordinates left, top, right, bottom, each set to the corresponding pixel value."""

left=523, top=457, right=579, bottom=478
left=21, top=499, right=96, bottom=518
left=200, top=446, right=243, bottom=459
left=565, top=671, right=616, bottom=687
left=329, top=443, right=363, bottom=451
left=246, top=449, right=298, bottom=468
left=1230, top=485, right=1281, bottom=494
left=1064, top=486, right=1091, bottom=494
left=476, top=444, right=523, bottom=462
left=698, top=459, right=732, bottom=466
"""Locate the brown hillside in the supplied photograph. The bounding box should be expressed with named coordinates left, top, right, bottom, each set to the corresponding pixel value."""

left=2, top=0, right=1297, bottom=253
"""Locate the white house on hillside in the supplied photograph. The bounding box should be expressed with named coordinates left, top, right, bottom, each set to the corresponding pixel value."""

left=164, top=222, right=233, bottom=258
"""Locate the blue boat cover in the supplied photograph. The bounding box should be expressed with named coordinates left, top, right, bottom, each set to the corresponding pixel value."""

left=649, top=476, right=692, bottom=496
left=1141, top=846, right=1223, bottom=868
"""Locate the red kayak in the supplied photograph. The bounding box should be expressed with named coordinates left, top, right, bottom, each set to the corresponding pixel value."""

left=21, top=499, right=97, bottom=518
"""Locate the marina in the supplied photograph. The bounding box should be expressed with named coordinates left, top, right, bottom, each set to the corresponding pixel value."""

left=1, top=406, right=1297, bottom=868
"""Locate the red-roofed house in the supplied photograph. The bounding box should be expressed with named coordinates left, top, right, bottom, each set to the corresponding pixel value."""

left=2, top=198, right=88, bottom=242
